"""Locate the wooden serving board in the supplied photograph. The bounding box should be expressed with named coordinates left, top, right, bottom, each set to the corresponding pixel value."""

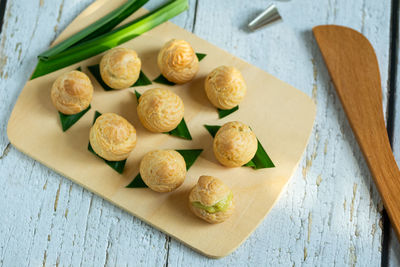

left=7, top=0, right=316, bottom=258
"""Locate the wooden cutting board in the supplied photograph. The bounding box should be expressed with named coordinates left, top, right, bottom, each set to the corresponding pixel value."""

left=7, top=0, right=316, bottom=258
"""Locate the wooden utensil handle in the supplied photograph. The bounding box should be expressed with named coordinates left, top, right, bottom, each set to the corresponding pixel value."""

left=313, top=25, right=400, bottom=241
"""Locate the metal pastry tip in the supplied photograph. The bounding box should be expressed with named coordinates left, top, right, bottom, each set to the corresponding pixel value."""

left=248, top=4, right=282, bottom=31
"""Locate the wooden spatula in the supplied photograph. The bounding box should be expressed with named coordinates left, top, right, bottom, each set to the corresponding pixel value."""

left=313, top=25, right=400, bottom=240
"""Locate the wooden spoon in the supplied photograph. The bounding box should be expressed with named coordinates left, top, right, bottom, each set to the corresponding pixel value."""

left=313, top=25, right=400, bottom=240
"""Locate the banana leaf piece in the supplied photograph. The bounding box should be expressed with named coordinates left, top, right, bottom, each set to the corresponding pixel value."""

left=218, top=106, right=238, bottom=119
left=196, top=53, right=207, bottom=61
left=204, top=124, right=275, bottom=169
left=126, top=149, right=203, bottom=188
left=58, top=104, right=91, bottom=132
left=153, top=74, right=175, bottom=86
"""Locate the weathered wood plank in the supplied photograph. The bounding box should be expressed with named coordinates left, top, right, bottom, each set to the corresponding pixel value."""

left=0, top=0, right=195, bottom=266
left=166, top=0, right=390, bottom=265
left=0, top=0, right=392, bottom=265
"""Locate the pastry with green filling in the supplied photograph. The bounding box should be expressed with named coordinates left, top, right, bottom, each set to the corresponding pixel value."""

left=189, top=175, right=234, bottom=223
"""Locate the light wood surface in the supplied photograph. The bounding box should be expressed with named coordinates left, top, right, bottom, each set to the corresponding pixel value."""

left=7, top=0, right=316, bottom=258
left=314, top=25, right=400, bottom=242
left=1, top=0, right=399, bottom=265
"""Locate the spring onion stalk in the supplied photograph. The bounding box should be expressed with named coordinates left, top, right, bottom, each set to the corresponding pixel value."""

left=39, top=0, right=149, bottom=60
left=31, top=0, right=189, bottom=79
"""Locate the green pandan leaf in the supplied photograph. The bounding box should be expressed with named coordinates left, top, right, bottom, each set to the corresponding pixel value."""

left=153, top=74, right=175, bottom=86
left=88, top=64, right=151, bottom=90
left=126, top=149, right=203, bottom=188
left=76, top=66, right=82, bottom=71
left=204, top=124, right=275, bottom=169
left=58, top=104, right=91, bottom=132
left=88, top=111, right=127, bottom=174
left=218, top=105, right=238, bottom=119
left=31, top=0, right=189, bottom=79
left=195, top=53, right=207, bottom=61
left=38, top=0, right=149, bottom=60
left=135, top=91, right=192, bottom=140
left=166, top=118, right=192, bottom=140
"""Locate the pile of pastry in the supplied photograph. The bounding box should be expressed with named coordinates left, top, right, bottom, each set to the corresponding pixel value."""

left=50, top=39, right=257, bottom=224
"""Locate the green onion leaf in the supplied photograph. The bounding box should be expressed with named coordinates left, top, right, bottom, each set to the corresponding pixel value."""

left=196, top=53, right=207, bottom=61
left=204, top=124, right=275, bottom=169
left=88, top=111, right=127, bottom=174
left=165, top=118, right=192, bottom=140
left=31, top=0, right=189, bottom=79
left=218, top=106, right=238, bottom=119
left=126, top=148, right=203, bottom=188
left=39, top=0, right=149, bottom=60
left=153, top=74, right=175, bottom=85
left=58, top=104, right=91, bottom=132
left=88, top=64, right=151, bottom=90
left=135, top=91, right=192, bottom=140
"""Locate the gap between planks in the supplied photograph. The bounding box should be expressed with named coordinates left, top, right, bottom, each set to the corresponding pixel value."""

left=381, top=0, right=399, bottom=266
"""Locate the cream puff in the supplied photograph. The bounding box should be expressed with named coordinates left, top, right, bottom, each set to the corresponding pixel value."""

left=89, top=113, right=137, bottom=161
left=51, top=70, right=93, bottom=115
left=189, top=175, right=234, bottom=223
left=213, top=121, right=257, bottom=167
left=137, top=88, right=184, bottom=132
left=100, top=47, right=141, bottom=89
left=157, top=39, right=199, bottom=84
left=205, top=66, right=246, bottom=110
left=140, top=150, right=186, bottom=192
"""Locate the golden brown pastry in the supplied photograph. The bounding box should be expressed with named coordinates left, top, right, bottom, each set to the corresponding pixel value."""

left=189, top=175, right=234, bottom=223
left=51, top=70, right=93, bottom=115
left=157, top=39, right=199, bottom=84
left=100, top=47, right=141, bottom=89
left=137, top=88, right=184, bottom=132
left=213, top=121, right=257, bottom=167
left=205, top=66, right=246, bottom=110
left=140, top=150, right=186, bottom=192
left=89, top=113, right=137, bottom=161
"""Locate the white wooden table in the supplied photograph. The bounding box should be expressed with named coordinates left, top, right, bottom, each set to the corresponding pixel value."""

left=0, top=0, right=399, bottom=266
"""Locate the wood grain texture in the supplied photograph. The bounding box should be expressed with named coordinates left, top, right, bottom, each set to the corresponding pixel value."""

left=314, top=25, right=400, bottom=242
left=0, top=0, right=394, bottom=265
